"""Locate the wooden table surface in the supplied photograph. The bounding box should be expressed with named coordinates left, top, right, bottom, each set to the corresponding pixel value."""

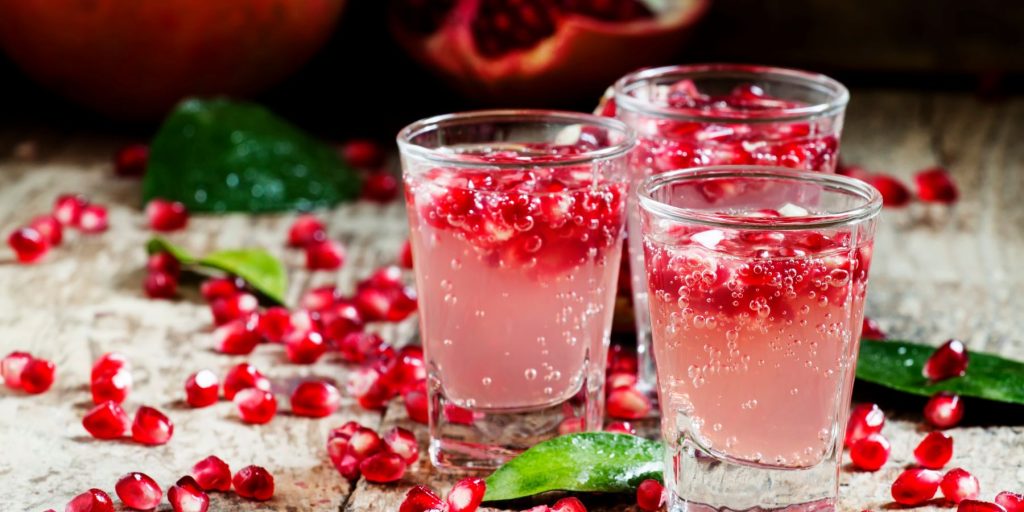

left=1, top=90, right=1022, bottom=512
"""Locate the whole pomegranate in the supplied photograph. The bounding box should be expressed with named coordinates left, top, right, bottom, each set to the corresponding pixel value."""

left=0, top=0, right=345, bottom=120
left=389, top=0, right=709, bottom=104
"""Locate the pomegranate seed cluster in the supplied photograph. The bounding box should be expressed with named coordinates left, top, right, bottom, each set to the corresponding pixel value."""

left=2, top=350, right=56, bottom=394
left=338, top=138, right=401, bottom=203
left=399, top=477, right=492, bottom=512
left=838, top=163, right=960, bottom=208
left=327, top=421, right=420, bottom=483
left=6, top=193, right=113, bottom=264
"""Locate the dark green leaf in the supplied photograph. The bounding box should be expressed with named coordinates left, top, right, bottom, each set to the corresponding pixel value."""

left=483, top=433, right=663, bottom=502
left=146, top=237, right=287, bottom=305
left=857, top=339, right=1024, bottom=404
left=143, top=98, right=361, bottom=213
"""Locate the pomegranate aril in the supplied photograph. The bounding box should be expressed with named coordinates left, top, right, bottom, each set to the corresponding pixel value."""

left=235, top=388, right=278, bottom=424
left=258, top=307, right=293, bottom=343
left=300, top=285, right=339, bottom=312
left=185, top=370, right=220, bottom=408
left=379, top=348, right=427, bottom=394
left=444, top=403, right=478, bottom=425
left=849, top=432, right=890, bottom=471
left=354, top=284, right=418, bottom=322
left=131, top=406, right=174, bottom=445
left=636, top=479, right=665, bottom=511
left=1, top=351, right=32, bottom=388
left=91, top=368, right=132, bottom=404
left=168, top=476, right=209, bottom=512
left=146, top=251, right=181, bottom=277
left=891, top=468, right=942, bottom=506
left=867, top=174, right=911, bottom=208
left=844, top=403, right=886, bottom=447
left=222, top=362, right=271, bottom=400
left=146, top=198, right=189, bottom=231
left=447, top=477, right=486, bottom=512
left=288, top=214, right=326, bottom=247
left=606, top=371, right=638, bottom=390
left=30, top=215, right=63, bottom=245
left=959, top=501, right=1008, bottom=512
left=359, top=451, right=407, bottom=483
left=915, top=167, right=959, bottom=204
left=8, top=227, right=49, bottom=263
left=114, top=144, right=149, bottom=177
left=65, top=488, right=115, bottom=512
left=399, top=485, right=444, bottom=512
left=191, top=455, right=232, bottom=492
left=342, top=139, right=385, bottom=169
left=362, top=173, right=400, bottom=203
left=232, top=465, right=275, bottom=501
left=359, top=265, right=404, bottom=290
left=940, top=468, right=980, bottom=504
left=210, top=292, right=259, bottom=325
left=329, top=421, right=362, bottom=441
left=54, top=193, right=88, bottom=226
left=996, top=492, right=1023, bottom=512
left=337, top=331, right=387, bottom=364
left=607, top=386, right=651, bottom=420
left=213, top=313, right=261, bottom=355
left=924, top=392, right=964, bottom=429
left=605, top=421, right=636, bottom=435
left=290, top=380, right=341, bottom=418
left=607, top=344, right=638, bottom=373
left=21, top=357, right=56, bottom=394
left=861, top=317, right=886, bottom=339
left=924, top=339, right=969, bottom=381
left=200, top=276, right=244, bottom=302
left=914, top=431, right=954, bottom=469
left=398, top=239, right=414, bottom=269
left=115, top=472, right=162, bottom=510
left=144, top=271, right=178, bottom=299
left=78, top=204, right=109, bottom=233
left=559, top=417, right=584, bottom=435
left=553, top=497, right=587, bottom=512
left=403, top=386, right=429, bottom=424
left=305, top=239, right=346, bottom=270
left=82, top=400, right=131, bottom=439
left=91, top=352, right=129, bottom=379
left=347, top=426, right=384, bottom=459
left=284, top=329, right=328, bottom=364
left=382, top=427, right=419, bottom=464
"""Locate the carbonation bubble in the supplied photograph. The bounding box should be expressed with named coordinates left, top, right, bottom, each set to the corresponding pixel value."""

left=524, top=368, right=537, bottom=380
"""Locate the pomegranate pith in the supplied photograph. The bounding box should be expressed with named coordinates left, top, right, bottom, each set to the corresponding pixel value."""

left=924, top=339, right=969, bottom=381
left=131, top=406, right=174, bottom=445
left=636, top=479, right=665, bottom=511
left=914, top=431, right=954, bottom=469
left=191, top=455, right=232, bottom=492
left=185, top=370, right=220, bottom=408
left=65, top=488, right=115, bottom=512
left=924, top=392, right=965, bottom=429
left=232, top=465, right=275, bottom=501
left=290, top=380, right=341, bottom=418
left=115, top=472, right=163, bottom=510
left=168, top=476, right=209, bottom=512
left=82, top=401, right=131, bottom=439
left=891, top=468, right=942, bottom=506
left=8, top=227, right=49, bottom=263
left=940, top=468, right=980, bottom=504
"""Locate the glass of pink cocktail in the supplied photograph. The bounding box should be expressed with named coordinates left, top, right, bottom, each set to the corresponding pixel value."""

left=638, top=167, right=881, bottom=511
left=398, top=111, right=634, bottom=470
left=613, top=64, right=850, bottom=397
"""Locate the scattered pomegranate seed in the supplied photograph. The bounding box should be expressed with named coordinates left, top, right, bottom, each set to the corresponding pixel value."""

left=29, top=215, right=63, bottom=246
left=348, top=426, right=384, bottom=459
left=146, top=251, right=181, bottom=277
left=849, top=432, right=890, bottom=471
left=320, top=301, right=368, bottom=346
left=146, top=198, right=189, bottom=232
left=300, top=286, right=339, bottom=312
left=399, top=485, right=444, bottom=512
left=605, top=421, right=637, bottom=435
left=398, top=239, right=414, bottom=269
left=82, top=401, right=131, bottom=439
left=191, top=455, right=232, bottom=492
left=289, top=309, right=320, bottom=335
left=258, top=307, right=293, bottom=343
left=287, top=214, right=326, bottom=247
left=959, top=501, right=1008, bottom=512
left=78, top=204, right=109, bottom=233
left=114, top=144, right=149, bottom=177
left=636, top=479, right=665, bottom=511
left=8, top=227, right=49, bottom=263
left=20, top=357, right=56, bottom=394
left=845, top=403, right=886, bottom=447
left=213, top=313, right=261, bottom=355
left=359, top=451, right=407, bottom=483
left=607, top=387, right=651, bottom=420
left=996, top=492, right=1023, bottom=512
left=53, top=194, right=88, bottom=226
left=915, top=431, right=954, bottom=469
left=235, top=388, right=278, bottom=424
left=362, top=173, right=400, bottom=203
left=379, top=348, right=427, bottom=394
left=91, top=368, right=132, bottom=404
left=444, top=403, right=478, bottom=425
left=284, top=330, right=328, bottom=364
left=185, top=370, right=220, bottom=408
left=342, top=139, right=386, bottom=169
left=559, top=417, right=584, bottom=435
left=867, top=174, right=912, bottom=207
left=447, top=477, right=486, bottom=512
left=65, top=489, right=115, bottom=512
left=924, top=339, right=969, bottom=381
left=354, top=284, right=418, bottom=322
left=91, top=352, right=129, bottom=378
left=359, top=265, right=404, bottom=290
left=337, top=332, right=387, bottom=364
left=144, top=271, right=178, bottom=299
left=940, top=468, right=980, bottom=504
left=553, top=497, right=588, bottom=512
left=210, top=292, right=259, bottom=325
left=924, top=392, right=965, bottom=429
left=403, top=386, right=429, bottom=424
left=232, top=465, right=275, bottom=501
left=222, top=362, right=272, bottom=400
left=115, top=472, right=163, bottom=510
left=200, top=276, right=244, bottom=302
left=305, top=239, right=346, bottom=270
left=167, top=475, right=209, bottom=512
left=606, top=371, right=638, bottom=390
left=1, top=351, right=32, bottom=388
left=915, top=167, right=959, bottom=204
left=837, top=164, right=871, bottom=181
left=382, top=427, right=419, bottom=464
left=131, top=406, right=174, bottom=445
left=892, top=468, right=942, bottom=506
left=607, top=344, right=638, bottom=374
left=290, top=380, right=341, bottom=418
left=861, top=317, right=886, bottom=339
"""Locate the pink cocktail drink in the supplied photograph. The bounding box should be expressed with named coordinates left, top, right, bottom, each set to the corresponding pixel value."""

left=398, top=111, right=634, bottom=470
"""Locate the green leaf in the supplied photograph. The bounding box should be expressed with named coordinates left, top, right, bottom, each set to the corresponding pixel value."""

left=857, top=339, right=1024, bottom=404
left=143, top=98, right=361, bottom=213
left=483, top=433, right=663, bottom=502
left=146, top=237, right=287, bottom=305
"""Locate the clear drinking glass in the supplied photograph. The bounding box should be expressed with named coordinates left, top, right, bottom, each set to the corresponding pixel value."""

left=614, top=64, right=850, bottom=395
left=638, top=166, right=881, bottom=511
left=397, top=110, right=635, bottom=470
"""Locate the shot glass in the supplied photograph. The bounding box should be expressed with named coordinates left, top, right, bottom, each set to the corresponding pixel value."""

left=638, top=166, right=881, bottom=511
left=614, top=64, right=850, bottom=395
left=398, top=110, right=635, bottom=470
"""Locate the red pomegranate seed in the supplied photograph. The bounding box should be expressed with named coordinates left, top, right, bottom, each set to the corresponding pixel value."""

left=1, top=351, right=32, bottom=388
left=235, top=388, right=277, bottom=424
left=892, top=468, right=942, bottom=506
left=914, top=431, right=954, bottom=469
left=353, top=285, right=418, bottom=323
left=191, top=455, right=232, bottom=492
left=362, top=173, right=400, bottom=203
left=941, top=468, right=980, bottom=504
left=837, top=164, right=871, bottom=181
left=289, top=309, right=320, bottom=335
left=146, top=251, right=181, bottom=277
left=337, top=332, right=388, bottom=364
left=348, top=426, right=384, bottom=459
left=606, top=371, right=638, bottom=390
left=553, top=497, right=588, bottom=512
left=844, top=403, right=886, bottom=447
left=359, top=265, right=404, bottom=290
left=146, top=198, right=189, bottom=232
left=284, top=330, right=328, bottom=364
left=608, top=344, right=638, bottom=373
left=850, top=432, right=890, bottom=471
left=114, top=144, right=149, bottom=177
left=866, top=174, right=911, bottom=208
left=924, top=392, right=964, bottom=429
left=115, top=472, right=162, bottom=510
left=21, top=357, right=56, bottom=394
left=996, top=492, right=1023, bottom=512
left=78, top=204, right=109, bottom=233
left=82, top=401, right=131, bottom=439
left=8, top=227, right=49, bottom=263
left=382, top=427, right=419, bottom=464
left=290, top=380, right=341, bottom=418
left=347, top=367, right=394, bottom=410
left=342, top=139, right=385, bottom=169
left=915, top=167, right=959, bottom=204
left=91, top=352, right=129, bottom=379
left=403, top=385, right=429, bottom=424
left=447, top=477, right=486, bottom=512
left=210, top=292, right=259, bottom=326
left=636, top=479, right=665, bottom=511
left=91, top=368, right=132, bottom=404
left=29, top=215, right=63, bottom=245
left=144, top=271, right=178, bottom=299
left=131, top=406, right=174, bottom=445
left=167, top=475, right=209, bottom=512
left=399, top=485, right=444, bottom=512
left=334, top=451, right=362, bottom=480
left=861, top=317, right=886, bottom=339
left=379, top=348, right=426, bottom=393
left=213, top=313, right=261, bottom=355
left=444, top=403, right=478, bottom=425
left=200, top=277, right=244, bottom=302
left=53, top=194, right=88, bottom=226
left=330, top=421, right=362, bottom=441
left=300, top=286, right=339, bottom=312
left=607, top=387, right=651, bottom=420
left=398, top=239, right=414, bottom=269
left=232, top=465, right=275, bottom=501
left=959, top=501, right=1008, bottom=512
left=559, top=417, right=584, bottom=435
left=605, top=421, right=637, bottom=435
left=305, top=239, right=346, bottom=270
left=222, top=362, right=271, bottom=400
left=258, top=307, right=292, bottom=343
left=924, top=339, right=969, bottom=381
left=359, top=451, right=407, bottom=483
left=65, top=489, right=115, bottom=512
left=185, top=370, right=220, bottom=408
left=287, top=214, right=327, bottom=247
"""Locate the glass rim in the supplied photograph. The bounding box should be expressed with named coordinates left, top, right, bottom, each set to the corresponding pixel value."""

left=638, top=166, right=882, bottom=231
left=395, top=109, right=636, bottom=169
left=613, top=63, right=850, bottom=123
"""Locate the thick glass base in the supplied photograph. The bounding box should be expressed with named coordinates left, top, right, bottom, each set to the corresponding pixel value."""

left=668, top=438, right=840, bottom=512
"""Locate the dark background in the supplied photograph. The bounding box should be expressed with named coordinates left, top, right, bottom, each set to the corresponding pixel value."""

left=2, top=0, right=1022, bottom=139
